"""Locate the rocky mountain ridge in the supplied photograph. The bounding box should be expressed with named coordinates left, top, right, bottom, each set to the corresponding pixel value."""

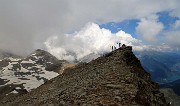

left=0, top=46, right=168, bottom=106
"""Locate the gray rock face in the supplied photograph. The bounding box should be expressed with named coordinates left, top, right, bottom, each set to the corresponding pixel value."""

left=0, top=46, right=168, bottom=106
left=0, top=49, right=61, bottom=99
left=160, top=88, right=180, bottom=106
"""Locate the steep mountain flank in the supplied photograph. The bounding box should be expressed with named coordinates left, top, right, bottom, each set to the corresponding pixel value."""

left=0, top=46, right=168, bottom=106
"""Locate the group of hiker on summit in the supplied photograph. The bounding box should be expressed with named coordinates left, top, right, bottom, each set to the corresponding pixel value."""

left=103, top=42, right=126, bottom=57
left=111, top=42, right=126, bottom=51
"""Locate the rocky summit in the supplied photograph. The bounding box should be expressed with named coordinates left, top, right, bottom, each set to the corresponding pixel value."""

left=0, top=49, right=62, bottom=100
left=0, top=46, right=168, bottom=106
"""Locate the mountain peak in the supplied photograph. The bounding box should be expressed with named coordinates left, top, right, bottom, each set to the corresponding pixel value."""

left=1, top=46, right=168, bottom=106
left=30, top=49, right=52, bottom=57
left=27, top=49, right=60, bottom=65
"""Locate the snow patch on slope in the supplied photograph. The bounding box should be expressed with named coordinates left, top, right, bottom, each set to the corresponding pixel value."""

left=0, top=55, right=59, bottom=93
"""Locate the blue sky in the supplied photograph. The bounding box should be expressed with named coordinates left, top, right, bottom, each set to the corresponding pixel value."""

left=158, top=12, right=179, bottom=30
left=100, top=11, right=179, bottom=39
left=100, top=19, right=139, bottom=38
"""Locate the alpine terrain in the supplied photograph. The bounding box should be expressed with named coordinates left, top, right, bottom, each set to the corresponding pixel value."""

left=0, top=46, right=169, bottom=106
left=0, top=49, right=62, bottom=100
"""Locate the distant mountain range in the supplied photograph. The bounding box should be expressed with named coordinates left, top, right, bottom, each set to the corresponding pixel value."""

left=135, top=50, right=180, bottom=101
left=135, top=51, right=180, bottom=84
left=0, top=49, right=62, bottom=99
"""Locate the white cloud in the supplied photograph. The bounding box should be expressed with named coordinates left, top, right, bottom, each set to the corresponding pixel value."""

left=0, top=0, right=179, bottom=55
left=161, top=20, right=180, bottom=49
left=45, top=23, right=174, bottom=62
left=174, top=20, right=180, bottom=29
left=136, top=15, right=164, bottom=42
left=44, top=23, right=144, bottom=62
left=169, top=0, right=180, bottom=18
left=164, top=31, right=180, bottom=47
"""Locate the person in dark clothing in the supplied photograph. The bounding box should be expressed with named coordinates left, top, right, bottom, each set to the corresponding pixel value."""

left=117, top=42, right=121, bottom=48
left=119, top=43, right=121, bottom=47
left=112, top=46, right=114, bottom=51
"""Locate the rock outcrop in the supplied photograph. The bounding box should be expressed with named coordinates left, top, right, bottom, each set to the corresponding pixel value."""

left=0, top=46, right=168, bottom=106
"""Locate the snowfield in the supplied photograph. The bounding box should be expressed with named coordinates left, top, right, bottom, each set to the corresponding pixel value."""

left=0, top=51, right=60, bottom=94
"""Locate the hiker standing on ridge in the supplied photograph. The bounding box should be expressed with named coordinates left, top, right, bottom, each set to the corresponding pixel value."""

left=117, top=42, right=121, bottom=48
